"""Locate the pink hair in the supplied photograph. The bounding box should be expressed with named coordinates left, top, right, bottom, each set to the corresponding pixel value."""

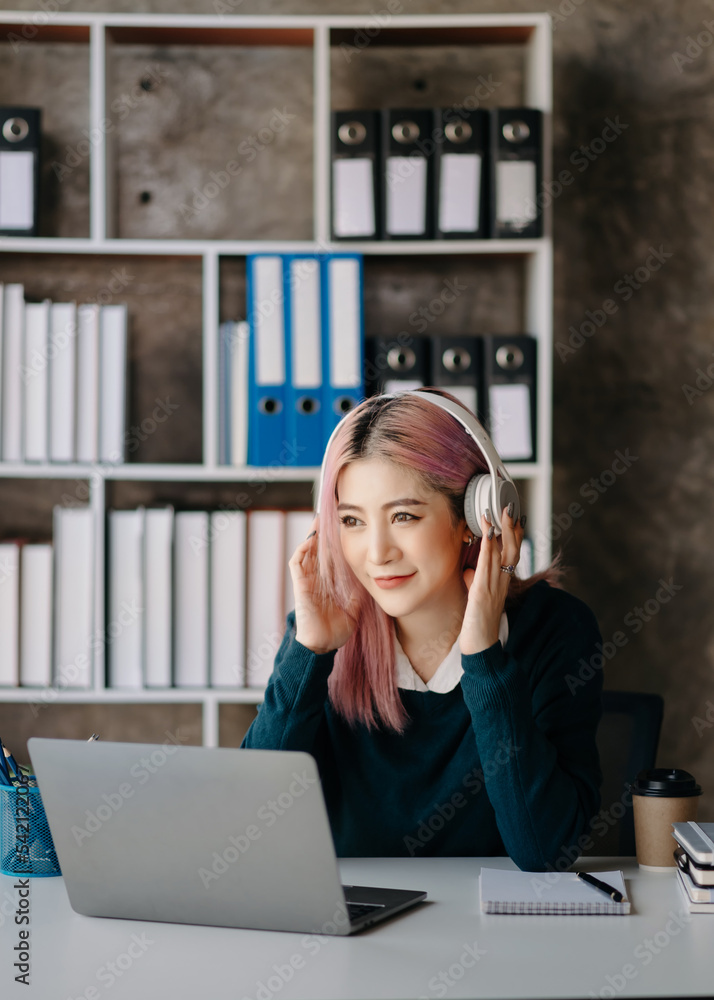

left=314, top=388, right=564, bottom=735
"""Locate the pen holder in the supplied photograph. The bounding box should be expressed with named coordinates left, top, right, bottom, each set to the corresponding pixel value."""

left=0, top=779, right=61, bottom=877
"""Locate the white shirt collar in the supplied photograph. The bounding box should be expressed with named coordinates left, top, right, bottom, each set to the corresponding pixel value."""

left=394, top=612, right=509, bottom=692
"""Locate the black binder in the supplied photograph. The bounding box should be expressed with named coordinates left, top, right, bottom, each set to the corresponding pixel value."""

left=434, top=109, right=489, bottom=240
left=365, top=336, right=430, bottom=396
left=430, top=336, right=485, bottom=423
left=380, top=108, right=435, bottom=240
left=0, top=107, right=41, bottom=237
left=489, top=108, right=543, bottom=239
left=483, top=334, right=537, bottom=461
left=331, top=110, right=380, bottom=241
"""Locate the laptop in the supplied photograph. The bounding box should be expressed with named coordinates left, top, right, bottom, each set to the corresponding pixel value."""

left=27, top=738, right=427, bottom=934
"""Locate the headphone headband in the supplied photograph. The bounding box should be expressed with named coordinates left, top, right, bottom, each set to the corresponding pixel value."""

left=314, top=388, right=519, bottom=536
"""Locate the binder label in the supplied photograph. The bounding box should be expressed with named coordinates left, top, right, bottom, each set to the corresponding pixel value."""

left=329, top=259, right=361, bottom=386
left=439, top=153, right=481, bottom=233
left=253, top=257, right=285, bottom=385
left=386, top=156, right=427, bottom=235
left=290, top=259, right=321, bottom=387
left=0, top=151, right=33, bottom=229
left=333, top=159, right=375, bottom=237
left=489, top=384, right=532, bottom=460
left=496, top=161, right=537, bottom=231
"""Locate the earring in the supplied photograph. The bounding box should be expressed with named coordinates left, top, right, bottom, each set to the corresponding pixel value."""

left=464, top=535, right=474, bottom=546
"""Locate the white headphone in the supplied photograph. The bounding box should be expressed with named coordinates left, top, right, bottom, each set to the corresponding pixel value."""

left=314, top=388, right=520, bottom=538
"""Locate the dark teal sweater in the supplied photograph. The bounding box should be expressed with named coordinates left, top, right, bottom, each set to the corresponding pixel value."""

left=241, top=580, right=603, bottom=871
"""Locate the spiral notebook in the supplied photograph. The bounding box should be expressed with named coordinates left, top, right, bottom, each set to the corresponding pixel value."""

left=479, top=868, right=630, bottom=915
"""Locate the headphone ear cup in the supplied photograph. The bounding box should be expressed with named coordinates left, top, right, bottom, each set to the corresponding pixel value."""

left=463, top=474, right=492, bottom=537
left=494, top=480, right=520, bottom=531
left=464, top=476, right=521, bottom=536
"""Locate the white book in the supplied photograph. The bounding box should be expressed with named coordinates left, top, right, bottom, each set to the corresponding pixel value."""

left=246, top=509, right=285, bottom=688
left=143, top=506, right=173, bottom=688
left=0, top=541, right=20, bottom=685
left=675, top=868, right=714, bottom=914
left=210, top=510, right=246, bottom=687
left=2, top=283, right=24, bottom=462
left=48, top=302, right=77, bottom=463
left=108, top=508, right=144, bottom=689
left=23, top=300, right=50, bottom=463
left=19, top=543, right=53, bottom=687
left=76, top=303, right=100, bottom=464
left=53, top=505, right=94, bottom=688
left=231, top=320, right=249, bottom=467
left=284, top=510, right=314, bottom=617
left=174, top=511, right=209, bottom=687
left=99, top=304, right=128, bottom=463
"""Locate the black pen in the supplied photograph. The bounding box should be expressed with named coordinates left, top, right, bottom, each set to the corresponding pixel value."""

left=576, top=871, right=624, bottom=903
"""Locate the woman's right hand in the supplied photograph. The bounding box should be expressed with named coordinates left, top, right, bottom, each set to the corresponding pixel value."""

left=289, top=515, right=359, bottom=655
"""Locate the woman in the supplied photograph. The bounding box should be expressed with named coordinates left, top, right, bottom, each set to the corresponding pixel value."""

left=242, top=389, right=603, bottom=871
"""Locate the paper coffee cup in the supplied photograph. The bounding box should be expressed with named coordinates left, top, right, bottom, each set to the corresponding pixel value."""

left=631, top=768, right=702, bottom=871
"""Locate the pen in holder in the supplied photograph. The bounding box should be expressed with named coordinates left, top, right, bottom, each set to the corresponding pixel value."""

left=0, top=778, right=61, bottom=877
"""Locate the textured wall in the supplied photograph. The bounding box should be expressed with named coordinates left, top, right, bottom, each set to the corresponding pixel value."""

left=1, top=0, right=713, bottom=828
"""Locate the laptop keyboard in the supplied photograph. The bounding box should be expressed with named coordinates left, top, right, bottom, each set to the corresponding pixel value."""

left=346, top=901, right=386, bottom=922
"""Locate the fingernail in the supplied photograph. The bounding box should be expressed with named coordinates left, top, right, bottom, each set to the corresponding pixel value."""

left=306, top=530, right=316, bottom=539
left=487, top=526, right=495, bottom=541
left=520, top=515, right=527, bottom=529
left=485, top=508, right=492, bottom=524
left=507, top=502, right=514, bottom=519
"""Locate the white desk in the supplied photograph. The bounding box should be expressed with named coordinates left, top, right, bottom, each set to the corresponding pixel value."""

left=0, top=857, right=710, bottom=1000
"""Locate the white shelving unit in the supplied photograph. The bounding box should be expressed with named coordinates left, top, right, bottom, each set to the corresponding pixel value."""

left=0, top=11, right=552, bottom=747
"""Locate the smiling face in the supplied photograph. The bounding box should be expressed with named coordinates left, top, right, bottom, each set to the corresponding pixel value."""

left=336, top=457, right=469, bottom=626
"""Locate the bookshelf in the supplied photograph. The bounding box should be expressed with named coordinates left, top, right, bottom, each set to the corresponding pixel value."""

left=0, top=11, right=553, bottom=747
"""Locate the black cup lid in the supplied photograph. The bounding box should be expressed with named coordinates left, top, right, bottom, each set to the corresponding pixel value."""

left=630, top=768, right=702, bottom=797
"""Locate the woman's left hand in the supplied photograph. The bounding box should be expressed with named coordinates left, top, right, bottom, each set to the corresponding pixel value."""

left=460, top=505, right=525, bottom=656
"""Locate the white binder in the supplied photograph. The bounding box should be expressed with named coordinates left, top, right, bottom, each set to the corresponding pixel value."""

left=20, top=543, right=53, bottom=687
left=76, top=303, right=100, bottom=464
left=49, top=302, right=77, bottom=463
left=143, top=507, right=174, bottom=688
left=2, top=283, right=24, bottom=462
left=210, top=510, right=247, bottom=687
left=174, top=511, right=209, bottom=687
left=23, top=300, right=49, bottom=463
left=99, top=303, right=128, bottom=464
left=246, top=509, right=285, bottom=688
left=53, top=505, right=94, bottom=689
left=108, top=508, right=145, bottom=690
left=0, top=541, right=20, bottom=685
left=284, top=510, right=315, bottom=617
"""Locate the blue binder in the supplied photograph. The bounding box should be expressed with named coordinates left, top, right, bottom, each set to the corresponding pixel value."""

left=284, top=255, right=324, bottom=467
left=247, top=255, right=287, bottom=466
left=321, top=254, right=365, bottom=444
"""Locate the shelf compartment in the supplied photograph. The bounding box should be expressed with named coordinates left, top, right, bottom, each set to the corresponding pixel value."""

left=363, top=253, right=527, bottom=339
left=104, top=29, right=314, bottom=241
left=0, top=253, right=203, bottom=466
left=0, top=25, right=90, bottom=238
